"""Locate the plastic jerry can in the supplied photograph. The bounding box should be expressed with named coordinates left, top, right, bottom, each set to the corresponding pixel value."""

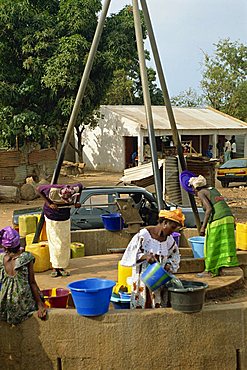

left=36, top=214, right=48, bottom=241
left=26, top=233, right=36, bottom=247
left=70, top=242, right=85, bottom=258
left=25, top=242, right=50, bottom=272
left=236, top=223, right=247, bottom=250
left=19, top=215, right=37, bottom=237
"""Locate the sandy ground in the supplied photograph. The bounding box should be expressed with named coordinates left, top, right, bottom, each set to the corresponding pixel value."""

left=0, top=170, right=247, bottom=229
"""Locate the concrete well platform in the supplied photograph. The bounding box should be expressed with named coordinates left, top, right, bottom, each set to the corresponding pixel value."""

left=35, top=254, right=244, bottom=300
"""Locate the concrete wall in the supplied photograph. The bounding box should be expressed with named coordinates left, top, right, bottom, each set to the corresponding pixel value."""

left=1, top=302, right=247, bottom=370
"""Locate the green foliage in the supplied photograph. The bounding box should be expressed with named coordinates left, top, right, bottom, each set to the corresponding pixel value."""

left=201, top=38, right=247, bottom=121
left=171, top=87, right=205, bottom=108
left=0, top=1, right=162, bottom=154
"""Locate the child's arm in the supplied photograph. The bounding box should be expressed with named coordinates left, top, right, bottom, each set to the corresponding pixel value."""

left=28, top=262, right=47, bottom=320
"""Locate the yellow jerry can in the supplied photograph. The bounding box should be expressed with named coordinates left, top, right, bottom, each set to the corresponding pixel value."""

left=25, top=242, right=50, bottom=272
left=236, top=223, right=247, bottom=250
left=19, top=215, right=37, bottom=237
left=70, top=242, right=85, bottom=258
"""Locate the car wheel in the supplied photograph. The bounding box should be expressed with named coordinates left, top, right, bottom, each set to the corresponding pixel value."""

left=221, top=181, right=229, bottom=188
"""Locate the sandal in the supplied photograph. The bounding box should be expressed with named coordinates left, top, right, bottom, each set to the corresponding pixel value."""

left=59, top=269, right=70, bottom=277
left=50, top=270, right=60, bottom=278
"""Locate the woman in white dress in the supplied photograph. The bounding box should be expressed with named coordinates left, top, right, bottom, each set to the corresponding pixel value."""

left=120, top=209, right=185, bottom=309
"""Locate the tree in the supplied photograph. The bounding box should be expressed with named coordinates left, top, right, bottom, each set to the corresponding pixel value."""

left=201, top=38, right=247, bottom=121
left=0, top=2, right=162, bottom=162
left=170, top=87, right=204, bottom=108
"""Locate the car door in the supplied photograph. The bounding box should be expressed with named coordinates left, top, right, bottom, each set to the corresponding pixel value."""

left=70, top=191, right=118, bottom=230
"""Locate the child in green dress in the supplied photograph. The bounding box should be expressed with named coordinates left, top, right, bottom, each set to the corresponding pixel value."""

left=0, top=226, right=47, bottom=325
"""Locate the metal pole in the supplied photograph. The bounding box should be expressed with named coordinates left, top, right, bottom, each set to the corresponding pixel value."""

left=140, top=0, right=201, bottom=232
left=132, top=0, right=163, bottom=211
left=33, top=0, right=112, bottom=243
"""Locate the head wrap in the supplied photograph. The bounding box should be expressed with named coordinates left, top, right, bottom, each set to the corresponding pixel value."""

left=188, top=175, right=207, bottom=189
left=159, top=209, right=185, bottom=227
left=0, top=226, right=20, bottom=249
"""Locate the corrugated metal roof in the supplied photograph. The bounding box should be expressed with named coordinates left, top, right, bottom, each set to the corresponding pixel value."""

left=103, top=105, right=247, bottom=131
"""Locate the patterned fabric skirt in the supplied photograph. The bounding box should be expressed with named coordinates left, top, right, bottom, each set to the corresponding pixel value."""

left=45, top=217, right=71, bottom=269
left=205, top=216, right=239, bottom=276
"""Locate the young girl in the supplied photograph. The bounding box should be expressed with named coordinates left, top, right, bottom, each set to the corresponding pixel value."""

left=0, top=226, right=47, bottom=325
left=120, top=209, right=185, bottom=309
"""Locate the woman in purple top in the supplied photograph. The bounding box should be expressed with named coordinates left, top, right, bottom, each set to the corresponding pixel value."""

left=37, top=183, right=83, bottom=277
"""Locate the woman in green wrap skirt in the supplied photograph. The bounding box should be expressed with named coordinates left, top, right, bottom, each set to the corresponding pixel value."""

left=188, top=175, right=238, bottom=277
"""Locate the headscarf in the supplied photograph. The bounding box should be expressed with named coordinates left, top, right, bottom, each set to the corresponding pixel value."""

left=159, top=209, right=185, bottom=227
left=188, top=175, right=207, bottom=189
left=0, top=226, right=20, bottom=249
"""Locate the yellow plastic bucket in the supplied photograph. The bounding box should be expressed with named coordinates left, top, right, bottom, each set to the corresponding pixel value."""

left=115, top=261, right=132, bottom=293
left=25, top=242, right=50, bottom=272
left=236, top=223, right=247, bottom=250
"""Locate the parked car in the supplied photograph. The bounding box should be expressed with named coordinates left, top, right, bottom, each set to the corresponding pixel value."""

left=13, top=186, right=205, bottom=230
left=217, top=158, right=247, bottom=188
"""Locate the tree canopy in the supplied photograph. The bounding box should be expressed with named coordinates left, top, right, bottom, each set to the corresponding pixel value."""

left=201, top=38, right=247, bottom=121
left=0, top=1, right=161, bottom=157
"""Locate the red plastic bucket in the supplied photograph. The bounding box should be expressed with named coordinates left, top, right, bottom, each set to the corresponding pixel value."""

left=41, top=288, right=70, bottom=308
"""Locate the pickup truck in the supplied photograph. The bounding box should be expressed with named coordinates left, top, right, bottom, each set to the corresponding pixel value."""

left=13, top=185, right=205, bottom=230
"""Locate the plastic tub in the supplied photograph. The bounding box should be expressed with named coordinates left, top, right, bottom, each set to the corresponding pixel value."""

left=172, top=232, right=181, bottom=246
left=101, top=213, right=123, bottom=231
left=168, top=280, right=208, bottom=313
left=41, top=288, right=70, bottom=308
left=141, top=262, right=172, bottom=291
left=67, top=278, right=116, bottom=316
left=111, top=293, right=130, bottom=310
left=188, top=236, right=205, bottom=258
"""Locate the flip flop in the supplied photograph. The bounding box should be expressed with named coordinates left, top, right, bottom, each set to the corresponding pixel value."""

left=50, top=271, right=60, bottom=278
left=59, top=270, right=70, bottom=277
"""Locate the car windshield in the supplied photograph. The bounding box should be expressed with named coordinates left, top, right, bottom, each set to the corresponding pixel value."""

left=220, top=159, right=247, bottom=169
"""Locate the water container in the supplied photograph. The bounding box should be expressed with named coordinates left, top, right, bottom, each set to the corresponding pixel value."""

left=41, top=288, right=70, bottom=308
left=101, top=213, right=123, bottom=231
left=188, top=236, right=205, bottom=258
left=110, top=293, right=130, bottom=310
left=25, top=242, right=50, bottom=272
left=117, top=261, right=132, bottom=291
left=236, top=223, right=247, bottom=250
left=70, top=242, right=85, bottom=258
left=67, top=278, right=116, bottom=316
left=36, top=214, right=47, bottom=241
left=141, top=262, right=172, bottom=291
left=168, top=280, right=208, bottom=313
left=172, top=232, right=181, bottom=246
left=26, top=233, right=35, bottom=247
left=19, top=215, right=37, bottom=237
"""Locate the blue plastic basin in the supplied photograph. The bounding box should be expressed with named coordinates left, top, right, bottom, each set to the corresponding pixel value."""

left=101, top=213, right=123, bottom=231
left=67, top=278, right=116, bottom=316
left=188, top=236, right=205, bottom=258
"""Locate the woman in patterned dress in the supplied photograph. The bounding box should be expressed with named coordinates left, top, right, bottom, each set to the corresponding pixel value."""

left=0, top=227, right=47, bottom=325
left=120, top=209, right=185, bottom=309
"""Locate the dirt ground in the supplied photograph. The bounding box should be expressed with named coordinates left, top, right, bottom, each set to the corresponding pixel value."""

left=0, top=170, right=247, bottom=229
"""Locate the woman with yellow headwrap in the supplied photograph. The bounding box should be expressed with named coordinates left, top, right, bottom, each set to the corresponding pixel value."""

left=120, top=209, right=185, bottom=309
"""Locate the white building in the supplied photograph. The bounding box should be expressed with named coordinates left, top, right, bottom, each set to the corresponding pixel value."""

left=80, top=105, right=247, bottom=172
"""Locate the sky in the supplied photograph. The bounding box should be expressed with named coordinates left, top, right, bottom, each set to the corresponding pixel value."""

left=107, top=0, right=247, bottom=97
